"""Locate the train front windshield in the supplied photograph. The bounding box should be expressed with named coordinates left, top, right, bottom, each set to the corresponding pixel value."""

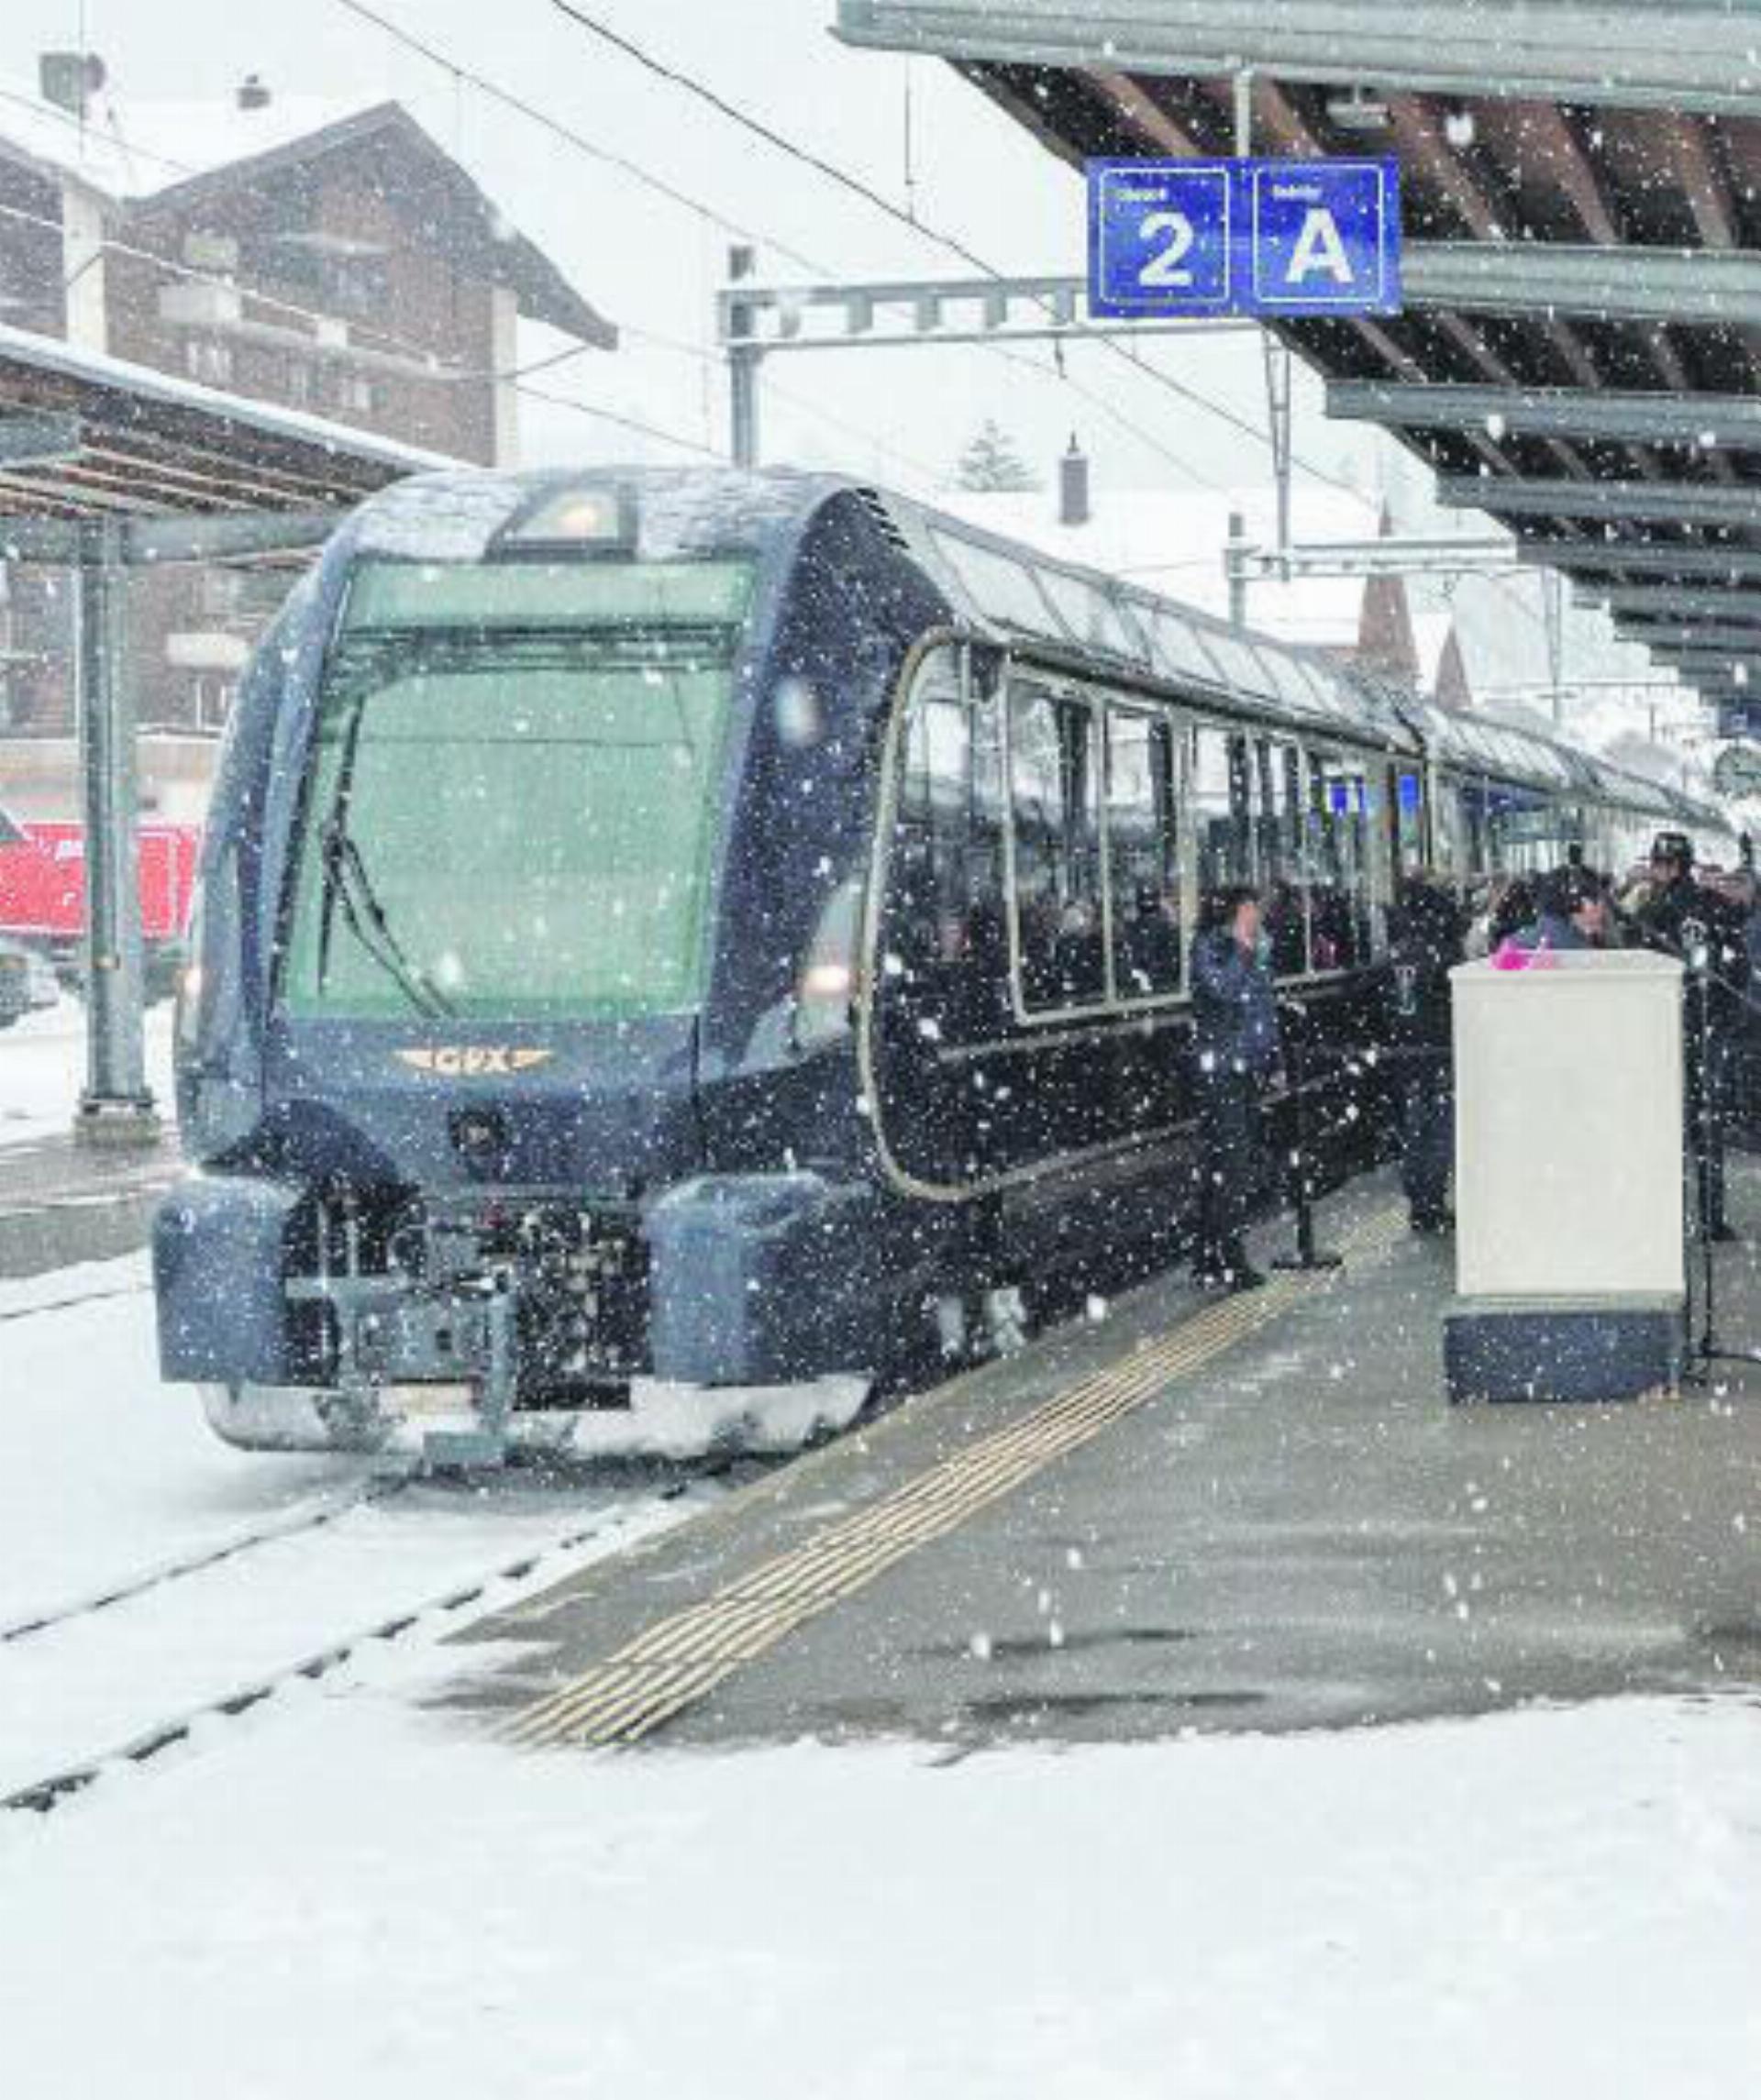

left=282, top=558, right=752, bottom=1022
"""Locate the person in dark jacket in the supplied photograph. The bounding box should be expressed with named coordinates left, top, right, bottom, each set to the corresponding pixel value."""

left=1634, top=832, right=1750, bottom=1241
left=1512, top=865, right=1612, bottom=952
left=1382, top=873, right=1467, bottom=1232
left=1190, top=884, right=1279, bottom=1290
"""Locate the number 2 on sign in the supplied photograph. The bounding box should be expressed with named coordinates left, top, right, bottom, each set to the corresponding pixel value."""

left=1137, top=210, right=1195, bottom=287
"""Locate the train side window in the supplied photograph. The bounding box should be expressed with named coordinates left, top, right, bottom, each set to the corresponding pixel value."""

left=1308, top=753, right=1369, bottom=970
left=1009, top=683, right=1105, bottom=1011
left=1106, top=706, right=1181, bottom=1000
left=1193, top=722, right=1251, bottom=890
left=1393, top=767, right=1424, bottom=879
left=884, top=649, right=1009, bottom=1047
left=1261, top=738, right=1310, bottom=977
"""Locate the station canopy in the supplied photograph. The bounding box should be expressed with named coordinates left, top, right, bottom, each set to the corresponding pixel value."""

left=0, top=319, right=451, bottom=564
left=836, top=0, right=1761, bottom=735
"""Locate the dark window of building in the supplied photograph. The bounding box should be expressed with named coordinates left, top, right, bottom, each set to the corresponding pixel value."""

left=184, top=337, right=234, bottom=385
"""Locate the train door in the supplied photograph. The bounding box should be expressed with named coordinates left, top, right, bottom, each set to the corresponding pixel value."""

left=1307, top=751, right=1372, bottom=970
left=872, top=641, right=1011, bottom=1186
left=1104, top=702, right=1187, bottom=1138
left=1390, top=763, right=1425, bottom=886
left=1255, top=735, right=1311, bottom=978
left=1002, top=674, right=1114, bottom=1155
left=1191, top=719, right=1252, bottom=893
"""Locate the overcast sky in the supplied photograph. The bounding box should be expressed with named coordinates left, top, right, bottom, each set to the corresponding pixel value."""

left=2, top=0, right=1401, bottom=512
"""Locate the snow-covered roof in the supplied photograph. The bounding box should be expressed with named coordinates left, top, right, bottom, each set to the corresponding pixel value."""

left=0, top=316, right=460, bottom=516
left=0, top=81, right=615, bottom=348
left=937, top=483, right=1381, bottom=651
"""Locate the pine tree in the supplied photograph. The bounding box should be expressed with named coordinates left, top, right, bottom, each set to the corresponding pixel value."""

left=953, top=419, right=1041, bottom=492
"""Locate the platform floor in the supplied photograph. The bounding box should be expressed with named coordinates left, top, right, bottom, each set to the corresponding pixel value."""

left=446, top=1166, right=1761, bottom=1753
left=0, top=1132, right=180, bottom=1281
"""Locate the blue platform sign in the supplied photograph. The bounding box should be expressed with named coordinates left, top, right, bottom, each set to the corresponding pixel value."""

left=1088, top=158, right=1401, bottom=320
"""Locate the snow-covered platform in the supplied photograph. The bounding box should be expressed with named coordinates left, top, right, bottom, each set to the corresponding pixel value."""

left=442, top=1166, right=1761, bottom=1752
left=0, top=1130, right=181, bottom=1281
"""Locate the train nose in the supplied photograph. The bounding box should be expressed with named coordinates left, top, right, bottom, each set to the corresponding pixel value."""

left=449, top=1105, right=512, bottom=1179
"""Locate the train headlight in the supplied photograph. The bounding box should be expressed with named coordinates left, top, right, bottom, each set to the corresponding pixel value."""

left=792, top=880, right=862, bottom=1054
left=494, top=485, right=637, bottom=558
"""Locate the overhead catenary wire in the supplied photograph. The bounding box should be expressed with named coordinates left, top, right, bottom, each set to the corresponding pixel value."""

left=0, top=75, right=946, bottom=488
left=329, top=0, right=821, bottom=275
left=0, top=193, right=716, bottom=461
left=327, top=0, right=1214, bottom=487
left=546, top=0, right=1362, bottom=497
left=0, top=152, right=926, bottom=481
left=11, top=6, right=1249, bottom=493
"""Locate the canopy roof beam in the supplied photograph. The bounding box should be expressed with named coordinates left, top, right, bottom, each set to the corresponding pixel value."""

left=1401, top=241, right=1761, bottom=329
left=1600, top=585, right=1761, bottom=623
left=1615, top=622, right=1761, bottom=653
left=1437, top=475, right=1761, bottom=528
left=1328, top=381, right=1761, bottom=454
left=1532, top=543, right=1761, bottom=587
left=835, top=3, right=1761, bottom=119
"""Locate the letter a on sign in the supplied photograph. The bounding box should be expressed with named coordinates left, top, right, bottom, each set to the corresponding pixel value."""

left=1288, top=207, right=1352, bottom=285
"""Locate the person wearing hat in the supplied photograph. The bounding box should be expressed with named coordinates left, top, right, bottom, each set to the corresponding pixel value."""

left=1636, top=833, right=1749, bottom=1242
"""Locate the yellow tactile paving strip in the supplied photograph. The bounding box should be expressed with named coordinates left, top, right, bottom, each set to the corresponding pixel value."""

left=504, top=1204, right=1407, bottom=1751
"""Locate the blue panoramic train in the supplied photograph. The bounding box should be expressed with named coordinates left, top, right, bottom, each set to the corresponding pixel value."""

left=154, top=466, right=1732, bottom=1457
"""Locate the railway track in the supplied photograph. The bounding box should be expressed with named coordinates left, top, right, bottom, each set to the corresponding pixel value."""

left=0, top=1436, right=791, bottom=1819
left=0, top=1475, right=407, bottom=1647
left=0, top=1278, right=151, bottom=1327
left=0, top=1486, right=696, bottom=1818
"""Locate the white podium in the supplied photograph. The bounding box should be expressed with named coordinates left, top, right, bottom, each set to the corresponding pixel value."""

left=1444, top=950, right=1686, bottom=1401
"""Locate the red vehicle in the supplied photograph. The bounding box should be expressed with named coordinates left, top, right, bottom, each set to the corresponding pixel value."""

left=0, top=806, right=200, bottom=1000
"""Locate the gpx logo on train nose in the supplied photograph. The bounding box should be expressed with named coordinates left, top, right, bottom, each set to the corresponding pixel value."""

left=394, top=1046, right=555, bottom=1078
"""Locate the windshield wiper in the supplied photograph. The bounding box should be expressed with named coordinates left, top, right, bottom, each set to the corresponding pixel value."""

left=317, top=816, right=456, bottom=1020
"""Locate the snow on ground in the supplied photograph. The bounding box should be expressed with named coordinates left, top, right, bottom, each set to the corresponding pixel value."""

left=0, top=1273, right=701, bottom=1798
left=0, top=999, right=174, bottom=1149
left=0, top=1258, right=355, bottom=1618
left=1, top=1684, right=1755, bottom=2099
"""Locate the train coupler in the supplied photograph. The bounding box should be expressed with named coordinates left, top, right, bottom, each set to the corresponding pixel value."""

left=412, top=1289, right=516, bottom=1472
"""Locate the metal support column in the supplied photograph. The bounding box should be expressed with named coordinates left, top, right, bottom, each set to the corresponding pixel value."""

left=1263, top=338, right=1293, bottom=571
left=1542, top=568, right=1566, bottom=729
left=1226, top=508, right=1249, bottom=627
left=726, top=244, right=762, bottom=469
left=74, top=517, right=158, bottom=1145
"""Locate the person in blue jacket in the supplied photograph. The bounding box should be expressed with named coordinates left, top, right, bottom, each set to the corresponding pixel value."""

left=1190, top=884, right=1279, bottom=1291
left=1512, top=865, right=1612, bottom=952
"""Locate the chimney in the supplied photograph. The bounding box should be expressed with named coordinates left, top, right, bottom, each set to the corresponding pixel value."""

left=237, top=73, right=271, bottom=112
left=39, top=50, right=105, bottom=118
left=1058, top=434, right=1091, bottom=527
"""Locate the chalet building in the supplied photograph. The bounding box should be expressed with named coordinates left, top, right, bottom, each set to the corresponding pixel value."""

left=0, top=57, right=614, bottom=818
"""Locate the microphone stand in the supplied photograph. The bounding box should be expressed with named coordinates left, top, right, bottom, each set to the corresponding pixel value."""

left=1678, top=942, right=1761, bottom=1382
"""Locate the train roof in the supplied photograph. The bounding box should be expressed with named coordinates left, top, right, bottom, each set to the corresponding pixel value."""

left=341, top=466, right=1727, bottom=836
